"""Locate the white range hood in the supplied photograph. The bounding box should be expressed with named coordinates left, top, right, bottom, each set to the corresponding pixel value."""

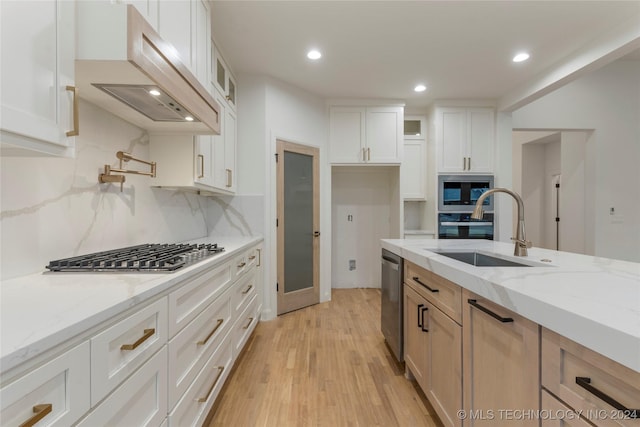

left=75, top=3, right=220, bottom=135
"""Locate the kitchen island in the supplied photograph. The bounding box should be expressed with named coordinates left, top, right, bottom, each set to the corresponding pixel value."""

left=382, top=238, right=639, bottom=372
left=384, top=238, right=640, bottom=427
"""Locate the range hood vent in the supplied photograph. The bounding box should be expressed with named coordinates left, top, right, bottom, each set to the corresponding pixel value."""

left=93, top=84, right=199, bottom=123
left=76, top=3, right=219, bottom=135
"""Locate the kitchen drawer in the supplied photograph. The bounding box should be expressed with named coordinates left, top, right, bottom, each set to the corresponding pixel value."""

left=77, top=346, right=168, bottom=427
left=405, top=261, right=462, bottom=324
left=231, top=269, right=258, bottom=319
left=169, top=259, right=232, bottom=337
left=233, top=251, right=249, bottom=279
left=168, top=287, right=232, bottom=410
left=232, top=293, right=259, bottom=358
left=542, top=390, right=593, bottom=427
left=246, top=245, right=261, bottom=270
left=0, top=341, right=90, bottom=427
left=542, top=328, right=640, bottom=427
left=168, top=335, right=233, bottom=427
left=91, top=297, right=168, bottom=405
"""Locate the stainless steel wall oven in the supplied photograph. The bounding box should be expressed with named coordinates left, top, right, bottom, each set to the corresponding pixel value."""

left=438, top=175, right=495, bottom=239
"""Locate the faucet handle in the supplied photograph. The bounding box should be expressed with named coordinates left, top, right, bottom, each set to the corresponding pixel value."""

left=511, top=238, right=532, bottom=248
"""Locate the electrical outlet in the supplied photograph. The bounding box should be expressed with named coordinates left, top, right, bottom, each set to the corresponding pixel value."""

left=349, top=259, right=356, bottom=271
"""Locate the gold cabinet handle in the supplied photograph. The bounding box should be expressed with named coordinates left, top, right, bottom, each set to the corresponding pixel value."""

left=196, top=366, right=224, bottom=403
left=362, top=147, right=366, bottom=162
left=256, top=249, right=261, bottom=267
left=242, top=284, right=253, bottom=295
left=249, top=255, right=256, bottom=260
left=19, top=404, right=52, bottom=427
left=197, top=154, right=205, bottom=178
left=367, top=147, right=371, bottom=161
left=226, top=168, right=232, bottom=188
left=196, top=319, right=224, bottom=346
left=243, top=317, right=254, bottom=329
left=65, top=85, right=79, bottom=137
left=237, top=261, right=246, bottom=268
left=120, top=328, right=155, bottom=351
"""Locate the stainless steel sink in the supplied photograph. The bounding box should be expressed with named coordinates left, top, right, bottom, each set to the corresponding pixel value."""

left=432, top=251, right=535, bottom=267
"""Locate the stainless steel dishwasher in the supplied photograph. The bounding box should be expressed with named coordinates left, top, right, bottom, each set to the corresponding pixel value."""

left=381, top=248, right=403, bottom=362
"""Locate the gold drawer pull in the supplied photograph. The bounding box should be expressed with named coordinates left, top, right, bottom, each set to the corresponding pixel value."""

left=237, top=262, right=246, bottom=268
left=65, top=85, right=79, bottom=137
left=248, top=255, right=256, bottom=260
left=196, top=319, right=224, bottom=346
left=242, top=284, right=253, bottom=295
left=243, top=317, right=254, bottom=329
left=257, top=249, right=261, bottom=267
left=197, top=154, right=205, bottom=178
left=197, top=366, right=224, bottom=403
left=120, top=328, right=155, bottom=351
left=19, top=403, right=52, bottom=427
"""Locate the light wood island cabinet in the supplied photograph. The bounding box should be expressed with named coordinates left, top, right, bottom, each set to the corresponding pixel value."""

left=404, top=261, right=463, bottom=427
left=462, top=289, right=539, bottom=426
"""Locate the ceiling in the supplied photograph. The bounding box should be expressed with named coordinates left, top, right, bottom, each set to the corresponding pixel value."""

left=211, top=1, right=640, bottom=110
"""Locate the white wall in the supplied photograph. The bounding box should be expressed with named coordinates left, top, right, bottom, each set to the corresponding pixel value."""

left=237, top=74, right=330, bottom=320
left=512, top=60, right=640, bottom=261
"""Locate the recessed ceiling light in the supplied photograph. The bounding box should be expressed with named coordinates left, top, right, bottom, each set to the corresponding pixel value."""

left=414, top=84, right=427, bottom=92
left=149, top=89, right=161, bottom=96
left=513, top=52, right=530, bottom=63
left=185, top=116, right=194, bottom=122
left=307, top=49, right=322, bottom=60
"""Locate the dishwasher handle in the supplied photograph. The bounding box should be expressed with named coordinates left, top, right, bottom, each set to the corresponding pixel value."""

left=381, top=256, right=399, bottom=271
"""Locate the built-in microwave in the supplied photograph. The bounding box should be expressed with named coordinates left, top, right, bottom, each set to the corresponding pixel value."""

left=438, top=175, right=494, bottom=212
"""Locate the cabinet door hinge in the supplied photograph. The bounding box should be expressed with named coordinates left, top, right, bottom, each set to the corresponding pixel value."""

left=555, top=217, right=560, bottom=222
left=276, top=218, right=279, bottom=227
left=555, top=183, right=560, bottom=188
left=277, top=282, right=279, bottom=292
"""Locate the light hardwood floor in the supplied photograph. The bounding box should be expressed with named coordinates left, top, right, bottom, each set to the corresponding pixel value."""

left=206, top=288, right=443, bottom=427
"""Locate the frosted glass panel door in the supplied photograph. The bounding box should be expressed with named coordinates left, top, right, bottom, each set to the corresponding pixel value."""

left=277, top=140, right=319, bottom=315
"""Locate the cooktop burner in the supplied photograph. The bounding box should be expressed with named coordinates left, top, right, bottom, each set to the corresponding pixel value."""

left=45, top=243, right=225, bottom=273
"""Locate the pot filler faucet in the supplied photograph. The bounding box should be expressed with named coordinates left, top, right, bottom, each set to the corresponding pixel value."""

left=471, top=188, right=532, bottom=256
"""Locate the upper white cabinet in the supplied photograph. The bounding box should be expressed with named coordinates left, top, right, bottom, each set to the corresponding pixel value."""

left=435, top=107, right=494, bottom=173
left=0, top=0, right=76, bottom=157
left=212, top=44, right=237, bottom=112
left=123, top=0, right=159, bottom=30
left=329, top=105, right=403, bottom=164
left=401, top=116, right=427, bottom=200
left=158, top=0, right=210, bottom=87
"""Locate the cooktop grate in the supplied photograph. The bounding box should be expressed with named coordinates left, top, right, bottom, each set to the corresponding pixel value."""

left=45, top=243, right=224, bottom=273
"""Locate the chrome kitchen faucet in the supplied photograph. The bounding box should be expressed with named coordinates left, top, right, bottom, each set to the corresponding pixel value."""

left=471, top=188, right=532, bottom=256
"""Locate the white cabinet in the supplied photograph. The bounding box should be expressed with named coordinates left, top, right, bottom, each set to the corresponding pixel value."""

left=77, top=347, right=168, bottom=427
left=158, top=0, right=210, bottom=86
left=123, top=0, right=159, bottom=30
left=150, top=117, right=234, bottom=194
left=212, top=44, right=237, bottom=112
left=402, top=140, right=426, bottom=200
left=212, top=88, right=237, bottom=192
left=0, top=0, right=76, bottom=157
left=90, top=297, right=168, bottom=405
left=0, top=342, right=90, bottom=427
left=436, top=107, right=494, bottom=173
left=329, top=106, right=403, bottom=164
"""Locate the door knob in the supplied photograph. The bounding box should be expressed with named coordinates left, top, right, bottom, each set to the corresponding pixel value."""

left=313, top=231, right=320, bottom=237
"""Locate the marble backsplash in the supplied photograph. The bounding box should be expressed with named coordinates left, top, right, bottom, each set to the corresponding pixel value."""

left=1, top=101, right=263, bottom=280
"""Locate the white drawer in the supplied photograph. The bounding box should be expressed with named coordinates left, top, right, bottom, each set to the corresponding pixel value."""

left=77, top=346, right=167, bottom=427
left=168, top=336, right=233, bottom=427
left=168, top=288, right=232, bottom=410
left=231, top=269, right=257, bottom=319
left=232, top=251, right=249, bottom=279
left=169, top=259, right=232, bottom=337
left=232, top=293, right=259, bottom=358
left=245, top=246, right=260, bottom=270
left=0, top=341, right=90, bottom=427
left=91, top=297, right=168, bottom=405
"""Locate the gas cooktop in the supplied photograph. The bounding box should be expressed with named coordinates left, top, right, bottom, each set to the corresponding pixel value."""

left=45, top=243, right=224, bottom=273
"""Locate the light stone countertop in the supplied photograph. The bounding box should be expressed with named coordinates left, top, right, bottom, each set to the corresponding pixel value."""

left=381, top=238, right=640, bottom=373
left=0, top=236, right=263, bottom=374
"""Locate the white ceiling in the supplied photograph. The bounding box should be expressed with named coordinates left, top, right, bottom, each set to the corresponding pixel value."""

left=211, top=1, right=640, bottom=110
